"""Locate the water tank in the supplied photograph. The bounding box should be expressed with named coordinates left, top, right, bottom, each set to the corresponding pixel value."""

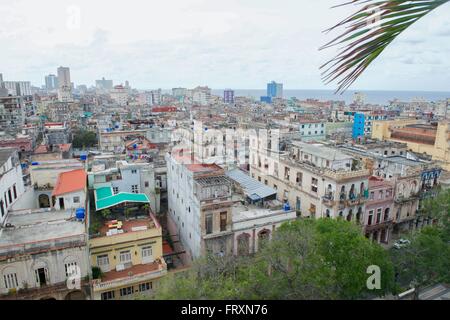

left=80, top=154, right=87, bottom=161
left=75, top=208, right=85, bottom=220
left=133, top=144, right=137, bottom=149
left=31, top=162, right=39, bottom=166
left=283, top=203, right=291, bottom=212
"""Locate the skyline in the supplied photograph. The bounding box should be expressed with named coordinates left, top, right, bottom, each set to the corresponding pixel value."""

left=1, top=0, right=449, bottom=91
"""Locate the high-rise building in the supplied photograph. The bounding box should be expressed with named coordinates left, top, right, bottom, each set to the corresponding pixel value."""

left=2, top=81, right=32, bottom=96
left=95, top=77, right=113, bottom=91
left=223, top=89, right=235, bottom=104
left=267, top=81, right=283, bottom=99
left=172, top=87, right=187, bottom=99
left=192, top=86, right=211, bottom=106
left=45, top=74, right=58, bottom=90
left=0, top=73, right=3, bottom=86
left=57, top=66, right=73, bottom=102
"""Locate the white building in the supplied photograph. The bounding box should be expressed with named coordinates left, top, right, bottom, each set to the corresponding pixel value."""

left=2, top=81, right=32, bottom=96
left=299, top=120, right=326, bottom=141
left=0, top=148, right=25, bottom=225
left=88, top=159, right=161, bottom=214
left=250, top=135, right=369, bottom=222
left=166, top=153, right=234, bottom=259
left=110, top=85, right=128, bottom=106
left=0, top=208, right=90, bottom=300
left=192, top=86, right=211, bottom=106
left=57, top=66, right=73, bottom=102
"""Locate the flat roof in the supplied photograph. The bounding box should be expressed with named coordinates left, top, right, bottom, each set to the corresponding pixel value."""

left=291, top=141, right=351, bottom=161
left=0, top=209, right=85, bottom=247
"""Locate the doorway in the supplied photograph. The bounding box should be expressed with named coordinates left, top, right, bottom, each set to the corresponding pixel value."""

left=59, top=198, right=65, bottom=210
left=37, top=268, right=47, bottom=286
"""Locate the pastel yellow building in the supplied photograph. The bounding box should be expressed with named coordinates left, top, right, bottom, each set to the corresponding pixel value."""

left=372, top=119, right=450, bottom=171
left=89, top=210, right=167, bottom=300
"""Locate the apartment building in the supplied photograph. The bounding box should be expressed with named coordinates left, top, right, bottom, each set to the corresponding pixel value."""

left=0, top=164, right=90, bottom=300
left=364, top=176, right=395, bottom=244
left=89, top=183, right=166, bottom=300
left=0, top=96, right=26, bottom=134
left=0, top=148, right=26, bottom=225
left=250, top=136, right=370, bottom=224
left=88, top=158, right=161, bottom=214
left=166, top=153, right=234, bottom=259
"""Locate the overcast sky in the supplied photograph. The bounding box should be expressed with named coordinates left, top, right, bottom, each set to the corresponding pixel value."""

left=1, top=0, right=449, bottom=91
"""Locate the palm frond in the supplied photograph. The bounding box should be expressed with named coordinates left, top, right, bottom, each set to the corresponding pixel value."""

left=320, top=0, right=449, bottom=94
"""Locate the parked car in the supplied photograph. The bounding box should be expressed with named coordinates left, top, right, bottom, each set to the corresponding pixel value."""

left=393, top=239, right=411, bottom=249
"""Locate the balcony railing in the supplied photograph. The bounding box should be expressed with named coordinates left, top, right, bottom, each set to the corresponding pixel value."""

left=91, top=261, right=167, bottom=292
left=364, top=218, right=394, bottom=232
left=0, top=234, right=87, bottom=260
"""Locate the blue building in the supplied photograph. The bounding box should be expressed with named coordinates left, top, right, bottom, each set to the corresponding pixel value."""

left=267, top=81, right=283, bottom=98
left=352, top=113, right=365, bottom=140
left=260, top=96, right=272, bottom=103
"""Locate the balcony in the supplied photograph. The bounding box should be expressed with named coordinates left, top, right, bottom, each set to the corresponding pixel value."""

left=365, top=218, right=394, bottom=232
left=322, top=193, right=335, bottom=207
left=91, top=259, right=167, bottom=292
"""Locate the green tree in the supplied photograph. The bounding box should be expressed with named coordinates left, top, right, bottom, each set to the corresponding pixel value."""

left=73, top=130, right=98, bottom=149
left=321, top=0, right=449, bottom=93
left=391, top=227, right=450, bottom=292
left=154, top=219, right=395, bottom=300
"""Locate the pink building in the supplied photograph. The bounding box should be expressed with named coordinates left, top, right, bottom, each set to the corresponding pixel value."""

left=364, top=176, right=395, bottom=244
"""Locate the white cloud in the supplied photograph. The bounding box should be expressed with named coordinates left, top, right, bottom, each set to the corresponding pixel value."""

left=0, top=0, right=449, bottom=92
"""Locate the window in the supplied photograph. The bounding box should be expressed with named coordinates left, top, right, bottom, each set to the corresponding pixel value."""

left=142, top=246, right=153, bottom=264
left=376, top=208, right=382, bottom=224
left=368, top=210, right=374, bottom=225
left=8, top=189, right=12, bottom=204
left=144, top=181, right=149, bottom=188
left=139, top=282, right=152, bottom=292
left=65, top=262, right=79, bottom=277
left=97, top=255, right=109, bottom=267
left=3, top=273, right=18, bottom=289
left=119, top=251, right=132, bottom=264
left=296, top=172, right=303, bottom=186
left=131, top=169, right=137, bottom=174
left=205, top=214, right=213, bottom=234
left=311, top=178, right=318, bottom=193
left=113, top=187, right=119, bottom=195
left=131, top=185, right=139, bottom=193
left=120, top=286, right=134, bottom=297
left=73, top=196, right=80, bottom=203
left=13, top=184, right=17, bottom=199
left=101, top=291, right=115, bottom=300
left=220, top=212, right=227, bottom=232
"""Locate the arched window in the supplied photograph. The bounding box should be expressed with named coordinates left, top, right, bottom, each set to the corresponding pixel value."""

left=384, top=208, right=390, bottom=221
left=326, top=209, right=331, bottom=218
left=237, top=233, right=251, bottom=256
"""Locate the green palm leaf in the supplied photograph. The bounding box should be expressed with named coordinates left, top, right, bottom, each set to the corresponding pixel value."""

left=320, top=0, right=449, bottom=94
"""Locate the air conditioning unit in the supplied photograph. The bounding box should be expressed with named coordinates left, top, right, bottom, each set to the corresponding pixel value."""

left=116, top=264, right=125, bottom=271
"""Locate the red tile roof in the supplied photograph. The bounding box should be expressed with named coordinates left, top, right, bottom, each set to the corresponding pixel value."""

left=52, top=169, right=87, bottom=196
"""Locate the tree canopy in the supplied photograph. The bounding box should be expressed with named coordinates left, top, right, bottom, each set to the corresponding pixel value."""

left=155, top=218, right=395, bottom=300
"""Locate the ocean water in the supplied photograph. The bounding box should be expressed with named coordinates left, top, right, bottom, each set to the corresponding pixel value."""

left=211, top=89, right=450, bottom=105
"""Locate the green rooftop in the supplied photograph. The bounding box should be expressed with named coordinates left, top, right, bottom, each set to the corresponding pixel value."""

left=94, top=187, right=150, bottom=211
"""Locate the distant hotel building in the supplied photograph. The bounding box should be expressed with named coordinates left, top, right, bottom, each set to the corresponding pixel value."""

left=261, top=81, right=283, bottom=103
left=223, top=89, right=234, bottom=104
left=267, top=81, right=283, bottom=99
